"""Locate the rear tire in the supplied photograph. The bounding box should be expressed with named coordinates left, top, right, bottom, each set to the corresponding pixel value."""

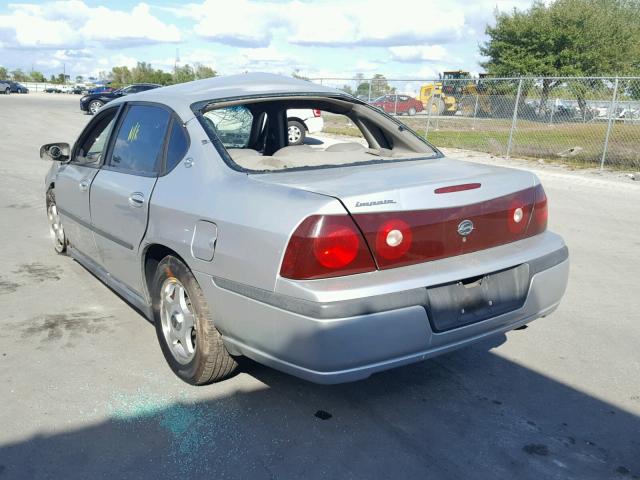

left=88, top=100, right=103, bottom=115
left=431, top=98, right=445, bottom=115
left=287, top=120, right=306, bottom=145
left=152, top=255, right=238, bottom=385
left=4, top=88, right=9, bottom=95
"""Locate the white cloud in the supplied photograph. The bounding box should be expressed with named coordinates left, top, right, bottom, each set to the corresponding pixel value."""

left=0, top=0, right=538, bottom=79
left=176, top=0, right=466, bottom=48
left=389, top=45, right=449, bottom=63
left=0, top=1, right=180, bottom=49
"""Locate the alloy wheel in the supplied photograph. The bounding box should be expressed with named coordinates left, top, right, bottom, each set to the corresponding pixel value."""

left=160, top=278, right=197, bottom=365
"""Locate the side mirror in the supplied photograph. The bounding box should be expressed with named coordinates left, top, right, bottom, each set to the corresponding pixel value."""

left=40, top=142, right=71, bottom=162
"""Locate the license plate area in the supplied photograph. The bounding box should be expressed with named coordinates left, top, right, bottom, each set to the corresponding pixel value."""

left=426, top=264, right=530, bottom=332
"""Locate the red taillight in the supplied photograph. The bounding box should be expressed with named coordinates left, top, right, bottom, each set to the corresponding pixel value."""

left=313, top=109, right=321, bottom=117
left=352, top=185, right=548, bottom=270
left=280, top=215, right=376, bottom=280
left=530, top=184, right=548, bottom=235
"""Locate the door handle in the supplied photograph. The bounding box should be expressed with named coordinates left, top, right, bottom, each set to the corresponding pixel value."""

left=79, top=180, right=89, bottom=192
left=128, top=192, right=145, bottom=208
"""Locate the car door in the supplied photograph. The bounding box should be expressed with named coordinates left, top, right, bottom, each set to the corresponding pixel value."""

left=55, top=107, right=119, bottom=260
left=399, top=95, right=410, bottom=112
left=89, top=103, right=171, bottom=293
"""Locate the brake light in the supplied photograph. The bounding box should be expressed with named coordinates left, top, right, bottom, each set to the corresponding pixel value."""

left=434, top=183, right=481, bottom=194
left=280, top=215, right=376, bottom=280
left=313, top=109, right=321, bottom=117
left=530, top=184, right=548, bottom=235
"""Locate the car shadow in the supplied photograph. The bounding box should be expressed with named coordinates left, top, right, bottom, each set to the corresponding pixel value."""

left=1, top=334, right=638, bottom=480
left=303, top=136, right=324, bottom=145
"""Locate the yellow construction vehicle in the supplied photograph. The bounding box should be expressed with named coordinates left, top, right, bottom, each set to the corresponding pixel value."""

left=417, top=70, right=475, bottom=115
left=417, top=82, right=457, bottom=115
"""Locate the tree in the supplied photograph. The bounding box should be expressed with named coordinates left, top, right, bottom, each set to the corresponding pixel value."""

left=194, top=64, right=216, bottom=80
left=0, top=66, right=7, bottom=79
left=370, top=74, right=395, bottom=98
left=481, top=0, right=640, bottom=110
left=173, top=64, right=195, bottom=84
left=30, top=71, right=45, bottom=82
left=111, top=66, right=132, bottom=85
left=11, top=69, right=29, bottom=81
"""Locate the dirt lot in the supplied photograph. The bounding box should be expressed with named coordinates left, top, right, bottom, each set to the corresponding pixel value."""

left=0, top=93, right=639, bottom=480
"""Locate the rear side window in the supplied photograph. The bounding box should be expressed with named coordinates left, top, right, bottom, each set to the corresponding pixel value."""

left=203, top=106, right=253, bottom=148
left=165, top=121, right=189, bottom=172
left=109, top=105, right=170, bottom=175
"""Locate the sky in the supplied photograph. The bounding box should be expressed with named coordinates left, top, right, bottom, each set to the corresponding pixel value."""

left=0, top=0, right=536, bottom=82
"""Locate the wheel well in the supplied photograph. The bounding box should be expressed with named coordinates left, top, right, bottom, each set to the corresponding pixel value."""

left=287, top=117, right=308, bottom=131
left=143, top=244, right=186, bottom=297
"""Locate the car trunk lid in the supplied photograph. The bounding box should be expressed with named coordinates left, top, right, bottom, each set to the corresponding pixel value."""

left=252, top=157, right=547, bottom=269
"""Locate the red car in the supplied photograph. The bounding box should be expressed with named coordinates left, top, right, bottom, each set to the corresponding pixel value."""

left=371, top=94, right=424, bottom=115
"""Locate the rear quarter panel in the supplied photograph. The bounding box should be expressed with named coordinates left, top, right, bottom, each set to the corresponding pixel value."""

left=144, top=120, right=345, bottom=292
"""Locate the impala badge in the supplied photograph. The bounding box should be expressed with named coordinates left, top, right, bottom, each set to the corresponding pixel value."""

left=457, top=219, right=474, bottom=236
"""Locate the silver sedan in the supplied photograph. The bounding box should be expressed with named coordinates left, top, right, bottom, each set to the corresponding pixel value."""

left=42, top=73, right=569, bottom=385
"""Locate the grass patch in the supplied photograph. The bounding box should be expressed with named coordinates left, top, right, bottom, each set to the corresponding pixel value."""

left=321, top=113, right=640, bottom=169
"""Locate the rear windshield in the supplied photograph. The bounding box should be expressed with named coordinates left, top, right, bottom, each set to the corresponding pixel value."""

left=199, top=95, right=440, bottom=173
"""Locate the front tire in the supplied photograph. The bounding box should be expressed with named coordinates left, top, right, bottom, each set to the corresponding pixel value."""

left=287, top=120, right=306, bottom=145
left=88, top=100, right=103, bottom=115
left=46, top=189, right=66, bottom=254
left=152, top=255, right=237, bottom=385
left=4, top=88, right=9, bottom=95
left=408, top=107, right=416, bottom=116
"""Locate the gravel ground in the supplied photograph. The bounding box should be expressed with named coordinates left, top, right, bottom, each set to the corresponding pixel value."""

left=0, top=93, right=639, bottom=480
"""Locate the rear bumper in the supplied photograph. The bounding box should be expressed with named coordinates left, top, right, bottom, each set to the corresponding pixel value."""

left=195, top=240, right=569, bottom=384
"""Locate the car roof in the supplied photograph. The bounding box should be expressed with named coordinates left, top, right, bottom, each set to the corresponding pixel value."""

left=109, top=73, right=343, bottom=120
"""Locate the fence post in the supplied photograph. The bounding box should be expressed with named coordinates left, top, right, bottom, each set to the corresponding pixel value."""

left=368, top=81, right=372, bottom=102
left=394, top=94, right=398, bottom=116
left=506, top=78, right=523, bottom=159
left=425, top=86, right=434, bottom=139
left=472, top=92, right=480, bottom=130
left=600, top=76, right=619, bottom=170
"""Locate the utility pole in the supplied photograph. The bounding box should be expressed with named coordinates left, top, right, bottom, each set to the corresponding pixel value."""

left=174, top=48, right=180, bottom=76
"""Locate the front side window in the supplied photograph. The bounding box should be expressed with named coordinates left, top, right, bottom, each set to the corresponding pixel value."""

left=109, top=104, right=170, bottom=175
left=74, top=109, right=117, bottom=166
left=204, top=106, right=253, bottom=148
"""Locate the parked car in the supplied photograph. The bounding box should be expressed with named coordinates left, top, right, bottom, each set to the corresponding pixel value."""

left=44, top=87, right=63, bottom=93
left=42, top=73, right=569, bottom=385
left=80, top=83, right=161, bottom=114
left=0, top=80, right=29, bottom=93
left=0, top=81, right=10, bottom=94
left=286, top=109, right=323, bottom=145
left=88, top=85, right=113, bottom=95
left=70, top=85, right=87, bottom=95
left=371, top=94, right=424, bottom=115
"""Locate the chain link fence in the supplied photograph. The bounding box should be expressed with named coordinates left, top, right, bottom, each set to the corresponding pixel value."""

left=312, top=76, right=640, bottom=170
